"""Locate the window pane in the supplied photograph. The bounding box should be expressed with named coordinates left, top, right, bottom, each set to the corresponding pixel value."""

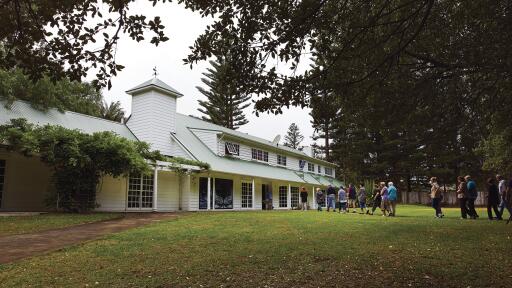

left=241, top=182, right=253, bottom=208
left=291, top=187, right=299, bottom=208
left=279, top=186, right=288, bottom=208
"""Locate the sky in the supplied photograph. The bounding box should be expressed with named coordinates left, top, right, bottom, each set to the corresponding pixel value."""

left=96, top=1, right=316, bottom=146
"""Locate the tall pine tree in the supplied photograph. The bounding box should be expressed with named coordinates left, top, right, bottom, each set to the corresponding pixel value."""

left=284, top=123, right=304, bottom=150
left=197, top=58, right=251, bottom=130
left=310, top=89, right=339, bottom=161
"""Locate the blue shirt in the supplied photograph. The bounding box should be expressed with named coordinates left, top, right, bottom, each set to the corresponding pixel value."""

left=338, top=189, right=347, bottom=202
left=388, top=185, right=397, bottom=201
left=467, top=180, right=478, bottom=199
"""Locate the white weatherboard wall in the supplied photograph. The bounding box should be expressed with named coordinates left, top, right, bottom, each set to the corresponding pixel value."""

left=127, top=90, right=177, bottom=156
left=96, top=175, right=127, bottom=211
left=191, top=129, right=219, bottom=153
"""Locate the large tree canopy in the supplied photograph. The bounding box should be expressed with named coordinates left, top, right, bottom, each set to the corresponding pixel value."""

left=2, top=0, right=511, bottom=179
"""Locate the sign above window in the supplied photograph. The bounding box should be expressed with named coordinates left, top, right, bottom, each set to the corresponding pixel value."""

left=299, top=160, right=306, bottom=171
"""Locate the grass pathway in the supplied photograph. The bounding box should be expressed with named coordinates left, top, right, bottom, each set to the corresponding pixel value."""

left=0, top=213, right=177, bottom=264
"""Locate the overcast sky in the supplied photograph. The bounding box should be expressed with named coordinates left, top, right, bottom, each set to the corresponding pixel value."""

left=97, top=1, right=315, bottom=146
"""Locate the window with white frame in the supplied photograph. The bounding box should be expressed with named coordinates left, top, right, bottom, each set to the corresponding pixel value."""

left=317, top=165, right=322, bottom=174
left=290, top=186, right=300, bottom=208
left=241, top=181, right=253, bottom=208
left=128, top=173, right=154, bottom=209
left=277, top=154, right=287, bottom=166
left=279, top=186, right=288, bottom=208
left=225, top=142, right=240, bottom=156
left=324, top=167, right=333, bottom=176
left=307, top=163, right=315, bottom=172
left=0, top=160, right=5, bottom=208
left=251, top=148, right=268, bottom=162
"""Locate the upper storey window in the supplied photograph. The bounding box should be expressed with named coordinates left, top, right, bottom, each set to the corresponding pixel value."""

left=324, top=167, right=333, bottom=176
left=251, top=148, right=268, bottom=162
left=307, top=163, right=315, bottom=172
left=277, top=155, right=287, bottom=166
left=225, top=142, right=240, bottom=156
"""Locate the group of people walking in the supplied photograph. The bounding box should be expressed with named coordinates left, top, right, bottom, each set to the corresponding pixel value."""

left=296, top=174, right=512, bottom=222
left=450, top=174, right=512, bottom=221
left=311, top=182, right=398, bottom=216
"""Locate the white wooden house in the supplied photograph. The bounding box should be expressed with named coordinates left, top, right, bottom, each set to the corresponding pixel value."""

left=0, top=77, right=342, bottom=212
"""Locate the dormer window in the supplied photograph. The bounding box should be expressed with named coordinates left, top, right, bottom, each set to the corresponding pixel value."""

left=277, top=155, right=287, bottom=166
left=307, top=163, right=315, bottom=172
left=225, top=142, right=240, bottom=156
left=325, top=167, right=333, bottom=176
left=251, top=148, right=268, bottom=162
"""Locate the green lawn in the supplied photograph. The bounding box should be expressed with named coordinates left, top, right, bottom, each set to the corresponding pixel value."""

left=0, top=205, right=511, bottom=287
left=0, top=213, right=122, bottom=237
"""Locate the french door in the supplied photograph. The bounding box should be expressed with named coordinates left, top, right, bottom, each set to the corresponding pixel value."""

left=127, top=173, right=154, bottom=210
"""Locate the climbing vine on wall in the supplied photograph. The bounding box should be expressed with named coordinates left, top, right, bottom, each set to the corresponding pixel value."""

left=0, top=118, right=164, bottom=212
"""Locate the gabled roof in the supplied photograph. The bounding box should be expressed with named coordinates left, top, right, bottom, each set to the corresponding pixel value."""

left=126, top=77, right=184, bottom=98
left=174, top=113, right=339, bottom=186
left=0, top=101, right=138, bottom=141
left=183, top=115, right=335, bottom=166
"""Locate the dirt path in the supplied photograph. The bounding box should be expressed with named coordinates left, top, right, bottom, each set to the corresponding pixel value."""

left=0, top=213, right=178, bottom=264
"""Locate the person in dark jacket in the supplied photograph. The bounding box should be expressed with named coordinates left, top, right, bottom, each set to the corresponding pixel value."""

left=456, top=176, right=468, bottom=219
left=326, top=185, right=337, bottom=212
left=348, top=183, right=357, bottom=213
left=300, top=187, right=309, bottom=211
left=486, top=178, right=502, bottom=220
left=465, top=175, right=479, bottom=219
left=369, top=184, right=382, bottom=215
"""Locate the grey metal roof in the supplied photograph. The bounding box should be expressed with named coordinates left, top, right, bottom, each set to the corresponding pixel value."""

left=126, top=77, right=184, bottom=97
left=0, top=101, right=138, bottom=141
left=181, top=116, right=335, bottom=167
left=175, top=113, right=339, bottom=186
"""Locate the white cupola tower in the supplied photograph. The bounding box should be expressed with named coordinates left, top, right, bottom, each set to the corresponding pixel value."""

left=126, top=77, right=184, bottom=156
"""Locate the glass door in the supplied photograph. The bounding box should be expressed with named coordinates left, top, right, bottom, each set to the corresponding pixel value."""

left=127, top=173, right=154, bottom=210
left=214, top=178, right=233, bottom=209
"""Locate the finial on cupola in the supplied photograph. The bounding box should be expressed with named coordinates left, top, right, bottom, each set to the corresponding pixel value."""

left=152, top=66, right=158, bottom=78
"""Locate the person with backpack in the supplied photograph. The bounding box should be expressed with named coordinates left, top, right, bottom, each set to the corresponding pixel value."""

left=430, top=177, right=444, bottom=218
left=357, top=183, right=368, bottom=214
left=465, top=175, right=479, bottom=219
left=387, top=182, right=398, bottom=216
left=338, top=186, right=348, bottom=213
left=456, top=176, right=468, bottom=219
left=315, top=188, right=324, bottom=212
left=497, top=174, right=512, bottom=219
left=486, top=178, right=502, bottom=220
